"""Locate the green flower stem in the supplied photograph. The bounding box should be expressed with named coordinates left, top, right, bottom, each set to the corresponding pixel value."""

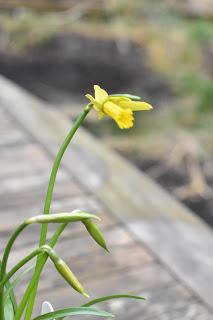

left=15, top=223, right=67, bottom=320
left=0, top=222, right=27, bottom=320
left=20, top=104, right=92, bottom=320
left=0, top=249, right=41, bottom=291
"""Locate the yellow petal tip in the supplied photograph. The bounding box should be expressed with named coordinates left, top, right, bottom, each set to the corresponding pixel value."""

left=94, top=84, right=100, bottom=90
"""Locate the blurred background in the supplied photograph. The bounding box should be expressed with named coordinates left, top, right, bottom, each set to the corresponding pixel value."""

left=0, top=0, right=213, bottom=228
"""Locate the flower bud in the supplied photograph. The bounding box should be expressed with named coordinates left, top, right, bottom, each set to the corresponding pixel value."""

left=54, top=259, right=89, bottom=298
left=26, top=212, right=100, bottom=225
left=83, top=219, right=109, bottom=252
left=42, top=245, right=89, bottom=298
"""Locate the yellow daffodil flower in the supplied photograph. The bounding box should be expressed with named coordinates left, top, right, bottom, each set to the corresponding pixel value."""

left=85, top=85, right=153, bottom=129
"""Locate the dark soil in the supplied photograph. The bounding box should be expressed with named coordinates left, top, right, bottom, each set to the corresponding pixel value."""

left=121, top=153, right=213, bottom=227
left=0, top=33, right=170, bottom=104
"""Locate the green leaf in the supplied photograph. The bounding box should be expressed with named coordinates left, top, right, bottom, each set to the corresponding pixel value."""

left=4, top=264, right=34, bottom=301
left=32, top=307, right=114, bottom=320
left=82, top=294, right=145, bottom=307
left=4, top=297, right=14, bottom=320
left=0, top=259, right=17, bottom=312
left=110, top=94, right=141, bottom=101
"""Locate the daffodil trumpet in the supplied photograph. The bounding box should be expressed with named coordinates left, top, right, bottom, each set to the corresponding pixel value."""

left=86, top=85, right=153, bottom=129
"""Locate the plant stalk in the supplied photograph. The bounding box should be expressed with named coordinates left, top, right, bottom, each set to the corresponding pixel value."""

left=0, top=222, right=27, bottom=320
left=21, top=105, right=91, bottom=320
left=14, top=223, right=67, bottom=320
left=0, top=260, right=17, bottom=313
left=0, top=249, right=40, bottom=291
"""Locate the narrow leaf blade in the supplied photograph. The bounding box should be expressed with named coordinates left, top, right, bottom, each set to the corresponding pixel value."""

left=82, top=294, right=145, bottom=307
left=0, top=259, right=17, bottom=312
left=4, top=264, right=34, bottom=301
left=4, top=297, right=14, bottom=320
left=33, top=307, right=114, bottom=320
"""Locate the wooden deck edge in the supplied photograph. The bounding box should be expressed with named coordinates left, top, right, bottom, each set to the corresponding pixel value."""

left=1, top=75, right=213, bottom=311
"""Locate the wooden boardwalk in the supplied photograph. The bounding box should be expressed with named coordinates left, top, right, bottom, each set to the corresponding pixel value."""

left=0, top=76, right=213, bottom=319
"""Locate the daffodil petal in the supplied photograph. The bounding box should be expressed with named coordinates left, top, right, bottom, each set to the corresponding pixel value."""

left=85, top=94, right=96, bottom=104
left=119, top=100, right=153, bottom=111
left=85, top=94, right=101, bottom=111
left=108, top=96, right=131, bottom=104
left=94, top=85, right=108, bottom=104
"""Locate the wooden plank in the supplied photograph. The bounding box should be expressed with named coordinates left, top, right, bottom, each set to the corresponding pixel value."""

left=19, top=277, right=213, bottom=319
left=0, top=177, right=82, bottom=210
left=5, top=225, right=136, bottom=266
left=0, top=193, right=110, bottom=232
left=33, top=264, right=175, bottom=310
left=1, top=210, right=117, bottom=252
left=119, top=284, right=212, bottom=320
left=0, top=144, right=51, bottom=177
left=0, top=108, right=26, bottom=146
left=0, top=133, right=26, bottom=147
left=10, top=225, right=153, bottom=312
left=1, top=77, right=211, bottom=310
left=1, top=76, right=213, bottom=315
left=15, top=243, right=152, bottom=296
left=129, top=218, right=213, bottom=313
